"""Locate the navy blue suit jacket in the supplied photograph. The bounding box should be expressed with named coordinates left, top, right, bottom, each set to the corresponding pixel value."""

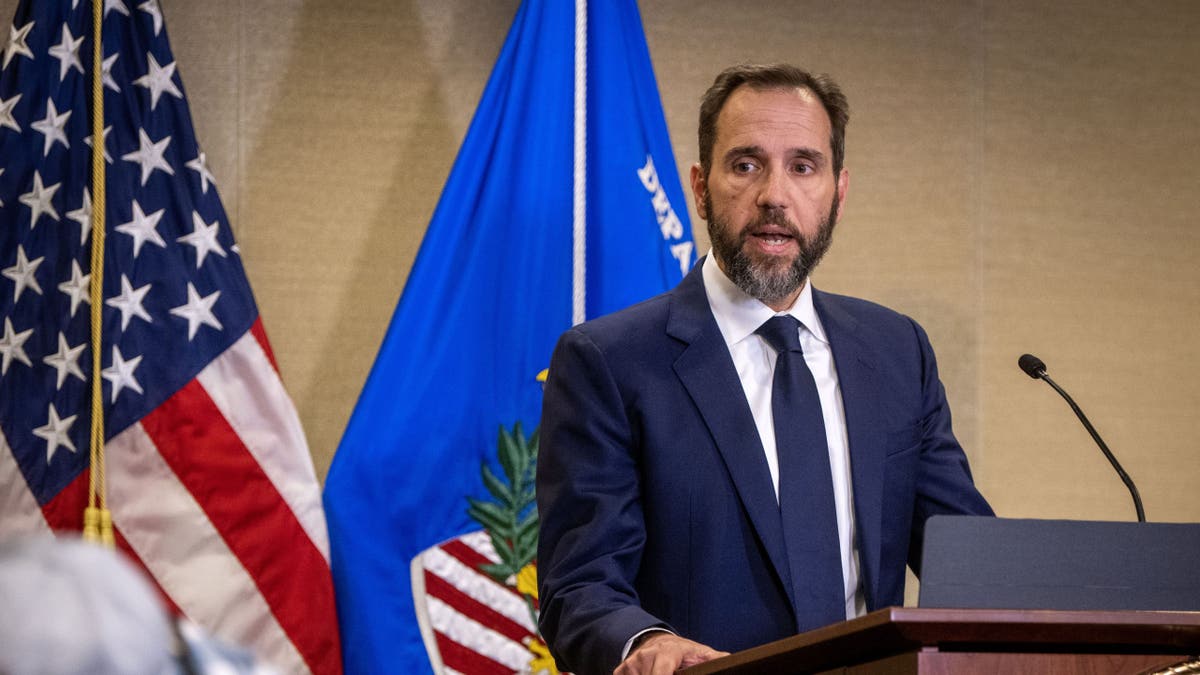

left=536, top=262, right=992, bottom=674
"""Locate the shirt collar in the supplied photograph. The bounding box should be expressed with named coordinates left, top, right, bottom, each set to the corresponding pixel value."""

left=701, top=252, right=828, bottom=348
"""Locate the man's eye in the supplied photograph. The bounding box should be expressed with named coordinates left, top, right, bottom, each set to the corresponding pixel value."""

left=733, top=161, right=757, bottom=173
left=792, top=163, right=815, bottom=175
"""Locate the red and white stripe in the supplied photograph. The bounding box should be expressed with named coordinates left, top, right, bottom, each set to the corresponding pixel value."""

left=413, top=530, right=541, bottom=674
left=0, top=427, right=48, bottom=534
left=0, top=322, right=340, bottom=675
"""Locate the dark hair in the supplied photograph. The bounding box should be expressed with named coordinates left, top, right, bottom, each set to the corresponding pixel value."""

left=698, top=63, right=850, bottom=176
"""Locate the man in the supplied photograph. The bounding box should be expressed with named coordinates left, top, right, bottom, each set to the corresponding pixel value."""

left=536, top=63, right=993, bottom=675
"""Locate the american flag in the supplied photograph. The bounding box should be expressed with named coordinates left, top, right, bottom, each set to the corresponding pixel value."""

left=0, top=2, right=341, bottom=673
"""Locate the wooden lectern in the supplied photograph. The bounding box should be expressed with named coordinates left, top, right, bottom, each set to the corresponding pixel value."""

left=682, top=607, right=1200, bottom=674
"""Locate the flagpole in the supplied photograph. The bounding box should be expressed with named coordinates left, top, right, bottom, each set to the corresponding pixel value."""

left=572, top=0, right=587, bottom=326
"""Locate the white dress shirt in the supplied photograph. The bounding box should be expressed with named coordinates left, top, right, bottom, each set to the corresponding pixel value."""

left=701, top=253, right=865, bottom=621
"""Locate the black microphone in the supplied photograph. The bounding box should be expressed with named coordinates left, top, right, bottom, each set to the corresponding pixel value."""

left=1018, top=353, right=1146, bottom=522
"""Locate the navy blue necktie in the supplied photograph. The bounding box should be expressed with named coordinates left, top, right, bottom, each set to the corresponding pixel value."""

left=755, top=315, right=845, bottom=631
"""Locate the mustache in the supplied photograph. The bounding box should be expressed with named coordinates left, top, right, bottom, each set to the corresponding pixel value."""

left=740, top=207, right=802, bottom=241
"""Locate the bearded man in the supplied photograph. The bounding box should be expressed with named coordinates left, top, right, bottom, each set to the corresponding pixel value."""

left=536, top=63, right=993, bottom=675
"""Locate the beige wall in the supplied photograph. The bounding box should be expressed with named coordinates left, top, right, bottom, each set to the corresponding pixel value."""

left=8, top=0, right=1196, bottom=526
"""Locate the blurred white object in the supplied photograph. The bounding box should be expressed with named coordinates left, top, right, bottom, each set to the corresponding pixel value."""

left=0, top=535, right=278, bottom=675
left=0, top=535, right=175, bottom=675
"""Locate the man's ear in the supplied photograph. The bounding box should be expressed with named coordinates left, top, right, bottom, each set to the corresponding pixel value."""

left=690, top=163, right=707, bottom=220
left=835, top=167, right=849, bottom=216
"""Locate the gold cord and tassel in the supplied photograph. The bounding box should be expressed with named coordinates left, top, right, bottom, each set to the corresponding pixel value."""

left=82, top=0, right=112, bottom=547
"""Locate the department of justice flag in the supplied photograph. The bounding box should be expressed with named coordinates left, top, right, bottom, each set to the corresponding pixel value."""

left=323, top=0, right=695, bottom=672
left=0, top=2, right=340, bottom=672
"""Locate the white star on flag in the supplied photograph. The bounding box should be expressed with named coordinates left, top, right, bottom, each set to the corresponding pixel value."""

left=42, top=332, right=87, bottom=390
left=3, top=21, right=35, bottom=70
left=66, top=189, right=93, bottom=246
left=0, top=317, right=33, bottom=375
left=33, top=403, right=78, bottom=463
left=31, top=98, right=72, bottom=156
left=57, top=260, right=91, bottom=318
left=47, top=23, right=85, bottom=82
left=133, top=52, right=182, bottom=111
left=115, top=199, right=167, bottom=257
left=84, top=125, right=114, bottom=164
left=101, top=345, right=144, bottom=402
left=102, top=53, right=121, bottom=92
left=0, top=92, right=21, bottom=133
left=186, top=151, right=217, bottom=194
left=121, top=128, right=174, bottom=185
left=2, top=245, right=44, bottom=302
left=105, top=274, right=153, bottom=330
left=169, top=282, right=222, bottom=340
left=139, top=0, right=164, bottom=36
left=18, top=171, right=61, bottom=227
left=178, top=211, right=227, bottom=268
left=105, top=0, right=130, bottom=17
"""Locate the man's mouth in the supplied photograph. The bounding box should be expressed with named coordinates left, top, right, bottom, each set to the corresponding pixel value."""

left=745, top=225, right=799, bottom=252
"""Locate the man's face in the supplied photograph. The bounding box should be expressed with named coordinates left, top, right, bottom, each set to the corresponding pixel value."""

left=691, top=85, right=849, bottom=309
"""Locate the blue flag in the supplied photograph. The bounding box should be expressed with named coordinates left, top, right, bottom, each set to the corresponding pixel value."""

left=322, top=0, right=694, bottom=672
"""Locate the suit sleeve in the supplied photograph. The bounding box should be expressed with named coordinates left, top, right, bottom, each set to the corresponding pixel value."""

left=906, top=317, right=995, bottom=574
left=536, top=328, right=670, bottom=675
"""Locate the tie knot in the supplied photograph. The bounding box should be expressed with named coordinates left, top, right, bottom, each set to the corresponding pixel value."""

left=756, top=315, right=803, bottom=354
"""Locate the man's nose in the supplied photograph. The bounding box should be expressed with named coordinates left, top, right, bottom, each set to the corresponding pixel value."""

left=754, top=167, right=788, bottom=209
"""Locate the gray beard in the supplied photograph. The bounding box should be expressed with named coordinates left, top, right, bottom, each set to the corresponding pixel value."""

left=706, top=196, right=839, bottom=305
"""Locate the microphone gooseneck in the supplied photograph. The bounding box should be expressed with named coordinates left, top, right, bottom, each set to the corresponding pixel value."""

left=1017, top=353, right=1146, bottom=522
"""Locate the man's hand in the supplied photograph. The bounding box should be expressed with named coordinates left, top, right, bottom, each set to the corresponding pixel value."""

left=614, top=632, right=729, bottom=674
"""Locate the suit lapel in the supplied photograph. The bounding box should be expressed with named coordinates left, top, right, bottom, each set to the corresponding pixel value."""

left=813, top=291, right=886, bottom=609
left=667, top=263, right=797, bottom=611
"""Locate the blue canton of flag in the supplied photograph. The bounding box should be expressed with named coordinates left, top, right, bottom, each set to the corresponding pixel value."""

left=0, top=2, right=341, bottom=673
